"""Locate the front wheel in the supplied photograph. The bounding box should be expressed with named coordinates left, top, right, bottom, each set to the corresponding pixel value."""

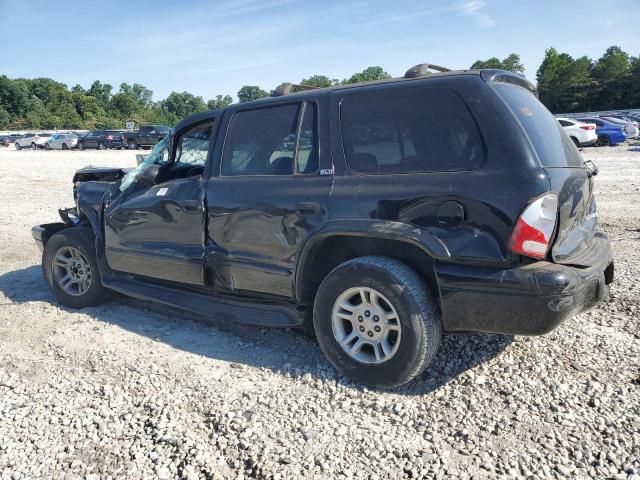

left=313, top=256, right=441, bottom=388
left=31, top=142, right=37, bottom=150
left=596, top=135, right=611, bottom=147
left=62, top=143, right=68, bottom=150
left=43, top=227, right=111, bottom=308
left=78, top=143, right=84, bottom=150
left=15, top=143, right=20, bottom=150
left=97, top=142, right=104, bottom=150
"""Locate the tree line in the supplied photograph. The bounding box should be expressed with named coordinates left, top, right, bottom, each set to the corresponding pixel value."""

left=1, top=46, right=638, bottom=130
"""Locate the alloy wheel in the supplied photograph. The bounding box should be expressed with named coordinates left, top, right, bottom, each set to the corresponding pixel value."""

left=331, top=287, right=402, bottom=364
left=52, top=246, right=92, bottom=296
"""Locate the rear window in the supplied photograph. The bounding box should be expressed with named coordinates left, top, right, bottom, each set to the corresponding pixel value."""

left=340, top=86, right=484, bottom=174
left=492, top=83, right=582, bottom=167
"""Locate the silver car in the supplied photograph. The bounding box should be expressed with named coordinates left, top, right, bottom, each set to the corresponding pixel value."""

left=45, top=133, right=78, bottom=150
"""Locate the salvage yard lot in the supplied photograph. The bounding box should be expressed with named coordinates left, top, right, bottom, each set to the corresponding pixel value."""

left=0, top=146, right=638, bottom=479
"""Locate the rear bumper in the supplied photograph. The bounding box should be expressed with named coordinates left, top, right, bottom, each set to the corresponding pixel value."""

left=579, top=138, right=597, bottom=147
left=435, top=236, right=614, bottom=335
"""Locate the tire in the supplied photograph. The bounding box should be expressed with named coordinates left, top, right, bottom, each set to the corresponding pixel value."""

left=62, top=143, right=68, bottom=150
left=313, top=256, right=441, bottom=388
left=78, top=142, right=84, bottom=151
left=97, top=142, right=104, bottom=150
left=31, top=142, right=37, bottom=150
left=597, top=135, right=611, bottom=147
left=15, top=143, right=20, bottom=150
left=570, top=137, right=579, bottom=148
left=45, top=143, right=51, bottom=150
left=42, top=227, right=111, bottom=309
left=128, top=142, right=137, bottom=150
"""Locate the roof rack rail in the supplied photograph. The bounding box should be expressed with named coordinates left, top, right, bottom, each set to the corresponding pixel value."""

left=404, top=63, right=451, bottom=78
left=272, top=83, right=320, bottom=97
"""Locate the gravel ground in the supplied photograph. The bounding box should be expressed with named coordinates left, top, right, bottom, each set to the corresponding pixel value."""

left=0, top=145, right=638, bottom=480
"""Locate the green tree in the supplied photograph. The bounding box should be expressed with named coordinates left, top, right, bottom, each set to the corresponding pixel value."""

left=592, top=46, right=631, bottom=110
left=471, top=53, right=524, bottom=74
left=160, top=91, right=207, bottom=120
left=345, top=66, right=391, bottom=84
left=536, top=47, right=577, bottom=112
left=471, top=57, right=503, bottom=69
left=300, top=75, right=333, bottom=88
left=207, top=94, right=233, bottom=109
left=237, top=85, right=268, bottom=102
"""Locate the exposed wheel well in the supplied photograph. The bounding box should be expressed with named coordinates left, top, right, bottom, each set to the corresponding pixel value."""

left=297, top=235, right=439, bottom=306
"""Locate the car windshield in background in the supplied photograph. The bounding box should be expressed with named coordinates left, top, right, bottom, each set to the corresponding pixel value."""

left=492, top=83, right=582, bottom=168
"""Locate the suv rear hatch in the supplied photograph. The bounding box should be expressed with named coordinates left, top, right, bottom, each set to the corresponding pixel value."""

left=491, top=81, right=599, bottom=267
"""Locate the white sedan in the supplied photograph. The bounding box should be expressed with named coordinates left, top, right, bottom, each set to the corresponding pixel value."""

left=557, top=118, right=598, bottom=147
left=45, top=133, right=78, bottom=150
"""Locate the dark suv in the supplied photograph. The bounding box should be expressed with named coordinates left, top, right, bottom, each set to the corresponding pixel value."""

left=78, top=130, right=124, bottom=150
left=32, top=66, right=614, bottom=388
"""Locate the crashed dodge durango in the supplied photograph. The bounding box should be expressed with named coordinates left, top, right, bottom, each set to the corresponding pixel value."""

left=32, top=65, right=614, bottom=387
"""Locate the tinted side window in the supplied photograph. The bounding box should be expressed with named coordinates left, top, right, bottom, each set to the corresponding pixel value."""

left=340, top=86, right=484, bottom=174
left=222, top=104, right=300, bottom=176
left=492, top=83, right=582, bottom=167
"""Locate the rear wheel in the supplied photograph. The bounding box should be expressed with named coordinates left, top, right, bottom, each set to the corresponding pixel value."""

left=97, top=142, right=104, bottom=150
left=128, top=142, right=137, bottom=150
left=597, top=135, right=611, bottom=147
left=78, top=142, right=84, bottom=150
left=45, top=143, right=51, bottom=150
left=43, top=227, right=111, bottom=308
left=313, top=256, right=441, bottom=388
left=62, top=143, right=68, bottom=150
left=31, top=142, right=36, bottom=150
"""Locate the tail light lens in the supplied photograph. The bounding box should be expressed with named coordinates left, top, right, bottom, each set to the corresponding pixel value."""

left=579, top=125, right=595, bottom=130
left=509, top=193, right=558, bottom=259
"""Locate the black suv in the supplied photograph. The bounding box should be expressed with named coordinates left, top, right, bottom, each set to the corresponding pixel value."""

left=32, top=66, right=614, bottom=388
left=78, top=130, right=124, bottom=150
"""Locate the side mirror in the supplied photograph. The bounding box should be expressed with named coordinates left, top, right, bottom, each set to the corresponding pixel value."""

left=135, top=163, right=160, bottom=186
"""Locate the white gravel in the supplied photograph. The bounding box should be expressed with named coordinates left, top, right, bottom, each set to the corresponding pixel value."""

left=0, top=145, right=639, bottom=479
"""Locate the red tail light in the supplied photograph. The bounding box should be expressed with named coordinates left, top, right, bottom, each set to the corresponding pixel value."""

left=579, top=125, right=595, bottom=130
left=509, top=193, right=558, bottom=259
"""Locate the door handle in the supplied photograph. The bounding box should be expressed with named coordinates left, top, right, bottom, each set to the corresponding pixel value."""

left=180, top=200, right=201, bottom=212
left=295, top=202, right=322, bottom=216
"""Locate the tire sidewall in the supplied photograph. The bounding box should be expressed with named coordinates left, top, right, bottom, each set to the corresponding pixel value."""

left=314, top=260, right=435, bottom=387
left=43, top=228, right=107, bottom=308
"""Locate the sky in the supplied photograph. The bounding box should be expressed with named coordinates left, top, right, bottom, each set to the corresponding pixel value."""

left=1, top=0, right=639, bottom=102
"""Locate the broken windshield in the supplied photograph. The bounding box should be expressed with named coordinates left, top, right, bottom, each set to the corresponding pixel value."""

left=119, top=136, right=169, bottom=191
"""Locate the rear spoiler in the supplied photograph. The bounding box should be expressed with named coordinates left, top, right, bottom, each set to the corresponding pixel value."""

left=480, top=69, right=538, bottom=98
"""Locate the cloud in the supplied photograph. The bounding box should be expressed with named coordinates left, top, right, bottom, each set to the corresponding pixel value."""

left=457, top=0, right=496, bottom=28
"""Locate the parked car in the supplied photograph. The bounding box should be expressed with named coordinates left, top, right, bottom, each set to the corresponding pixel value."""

left=78, top=130, right=123, bottom=150
left=556, top=117, right=597, bottom=147
left=106, top=132, right=125, bottom=149
left=45, top=133, right=78, bottom=150
left=121, top=124, right=170, bottom=149
left=15, top=132, right=51, bottom=150
left=0, top=135, right=11, bottom=147
left=600, top=116, right=639, bottom=139
left=31, top=66, right=614, bottom=388
left=577, top=117, right=627, bottom=146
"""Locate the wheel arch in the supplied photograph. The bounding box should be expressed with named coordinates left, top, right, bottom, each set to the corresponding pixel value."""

left=294, top=221, right=450, bottom=306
